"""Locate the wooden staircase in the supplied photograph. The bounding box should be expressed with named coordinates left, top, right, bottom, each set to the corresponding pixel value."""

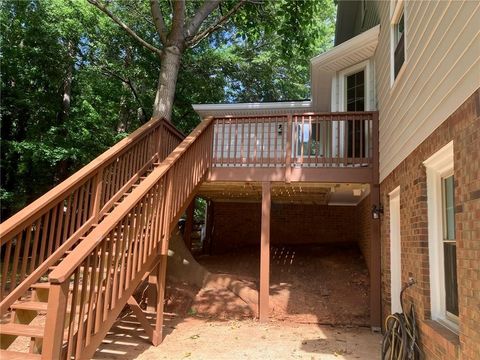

left=0, top=162, right=161, bottom=358
left=0, top=117, right=196, bottom=359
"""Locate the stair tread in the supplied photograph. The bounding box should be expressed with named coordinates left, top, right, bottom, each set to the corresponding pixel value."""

left=31, top=282, right=50, bottom=289
left=0, top=350, right=41, bottom=360
left=0, top=323, right=44, bottom=338
left=10, top=301, right=48, bottom=312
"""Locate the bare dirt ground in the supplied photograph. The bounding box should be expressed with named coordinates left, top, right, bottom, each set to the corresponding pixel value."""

left=195, top=243, right=370, bottom=325
left=94, top=243, right=379, bottom=359
left=95, top=315, right=381, bottom=360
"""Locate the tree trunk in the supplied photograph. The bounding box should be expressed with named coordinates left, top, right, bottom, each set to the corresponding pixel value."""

left=152, top=46, right=182, bottom=120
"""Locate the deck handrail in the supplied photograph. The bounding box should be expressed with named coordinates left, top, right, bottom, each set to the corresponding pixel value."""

left=43, top=117, right=214, bottom=359
left=0, top=118, right=182, bottom=242
left=0, top=117, right=184, bottom=304
left=211, top=111, right=378, bottom=170
left=48, top=117, right=213, bottom=283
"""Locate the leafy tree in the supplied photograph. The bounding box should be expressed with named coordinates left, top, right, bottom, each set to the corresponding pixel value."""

left=0, top=0, right=335, bottom=218
left=87, top=0, right=335, bottom=120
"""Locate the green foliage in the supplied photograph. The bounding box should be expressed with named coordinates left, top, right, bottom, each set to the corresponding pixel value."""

left=0, top=0, right=335, bottom=218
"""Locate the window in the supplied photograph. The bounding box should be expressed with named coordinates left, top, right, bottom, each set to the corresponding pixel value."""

left=345, top=70, right=367, bottom=159
left=424, top=141, right=459, bottom=332
left=391, top=0, right=406, bottom=83
left=442, top=174, right=458, bottom=319
left=346, top=70, right=365, bottom=111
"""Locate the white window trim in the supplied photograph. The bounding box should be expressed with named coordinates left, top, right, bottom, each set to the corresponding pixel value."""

left=389, top=186, right=402, bottom=314
left=390, top=0, right=407, bottom=87
left=331, top=60, right=372, bottom=158
left=424, top=141, right=458, bottom=333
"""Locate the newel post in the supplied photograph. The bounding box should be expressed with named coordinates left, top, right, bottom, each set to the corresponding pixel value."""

left=285, top=115, right=293, bottom=183
left=42, top=281, right=69, bottom=359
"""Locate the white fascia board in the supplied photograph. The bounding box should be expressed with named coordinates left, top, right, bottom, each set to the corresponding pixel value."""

left=192, top=100, right=313, bottom=118
left=310, top=25, right=380, bottom=71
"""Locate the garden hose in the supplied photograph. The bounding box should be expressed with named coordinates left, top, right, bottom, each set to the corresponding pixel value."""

left=381, top=281, right=424, bottom=360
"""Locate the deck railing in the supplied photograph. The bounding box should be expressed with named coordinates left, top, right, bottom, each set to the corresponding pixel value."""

left=0, top=118, right=183, bottom=312
left=43, top=118, right=214, bottom=359
left=212, top=112, right=377, bottom=168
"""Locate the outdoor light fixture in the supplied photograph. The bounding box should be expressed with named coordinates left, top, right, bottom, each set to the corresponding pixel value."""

left=372, top=204, right=383, bottom=219
left=278, top=124, right=283, bottom=135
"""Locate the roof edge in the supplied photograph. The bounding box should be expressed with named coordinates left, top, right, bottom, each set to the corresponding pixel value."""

left=310, top=25, right=380, bottom=69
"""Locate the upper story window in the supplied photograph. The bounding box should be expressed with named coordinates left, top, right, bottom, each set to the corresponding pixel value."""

left=390, top=0, right=406, bottom=84
left=346, top=70, right=365, bottom=111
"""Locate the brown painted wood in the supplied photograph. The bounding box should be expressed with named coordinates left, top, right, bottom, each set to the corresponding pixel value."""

left=127, top=296, right=154, bottom=342
left=259, top=182, right=271, bottom=322
left=208, top=167, right=372, bottom=183
left=0, top=350, right=41, bottom=359
left=41, top=282, right=69, bottom=359
left=369, top=112, right=382, bottom=329
left=153, top=254, right=168, bottom=346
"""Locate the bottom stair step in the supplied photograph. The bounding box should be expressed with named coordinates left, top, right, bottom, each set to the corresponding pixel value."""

left=0, top=323, right=44, bottom=338
left=0, top=350, right=41, bottom=360
left=10, top=301, right=48, bottom=312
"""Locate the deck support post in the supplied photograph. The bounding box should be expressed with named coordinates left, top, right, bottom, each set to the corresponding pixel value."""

left=370, top=111, right=382, bottom=330
left=183, top=199, right=195, bottom=251
left=152, top=253, right=168, bottom=346
left=259, top=182, right=271, bottom=322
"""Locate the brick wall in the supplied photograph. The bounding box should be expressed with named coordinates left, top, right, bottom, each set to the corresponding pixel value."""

left=357, top=195, right=372, bottom=272
left=210, top=202, right=358, bottom=253
left=380, top=90, right=480, bottom=359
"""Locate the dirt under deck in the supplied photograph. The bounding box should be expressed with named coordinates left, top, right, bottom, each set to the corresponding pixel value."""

left=194, top=243, right=370, bottom=326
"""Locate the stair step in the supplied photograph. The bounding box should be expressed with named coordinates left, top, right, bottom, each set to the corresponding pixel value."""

left=0, top=323, right=44, bottom=338
left=31, top=282, right=50, bottom=290
left=10, top=301, right=48, bottom=312
left=0, top=350, right=41, bottom=360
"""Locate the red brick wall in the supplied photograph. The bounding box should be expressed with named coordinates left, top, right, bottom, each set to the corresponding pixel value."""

left=380, top=90, right=480, bottom=359
left=357, top=195, right=372, bottom=272
left=210, top=202, right=358, bottom=253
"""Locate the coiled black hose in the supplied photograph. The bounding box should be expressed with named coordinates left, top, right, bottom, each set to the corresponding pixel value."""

left=381, top=281, right=424, bottom=360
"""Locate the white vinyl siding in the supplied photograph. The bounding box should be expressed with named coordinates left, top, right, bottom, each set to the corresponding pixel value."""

left=375, top=0, right=480, bottom=181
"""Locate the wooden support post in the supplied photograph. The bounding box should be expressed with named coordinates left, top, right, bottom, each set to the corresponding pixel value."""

left=152, top=254, right=168, bottom=346
left=183, top=199, right=195, bottom=251
left=41, top=282, right=69, bottom=360
left=146, top=268, right=158, bottom=313
left=370, top=112, right=381, bottom=330
left=370, top=185, right=382, bottom=330
left=259, top=182, right=271, bottom=322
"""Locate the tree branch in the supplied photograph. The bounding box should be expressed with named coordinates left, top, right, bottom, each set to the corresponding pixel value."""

left=185, top=0, right=222, bottom=39
left=170, top=0, right=186, bottom=43
left=187, top=0, right=247, bottom=47
left=87, top=0, right=162, bottom=56
left=97, top=65, right=148, bottom=121
left=150, top=0, right=168, bottom=45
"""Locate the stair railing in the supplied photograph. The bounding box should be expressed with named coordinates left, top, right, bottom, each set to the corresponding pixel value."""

left=0, top=118, right=183, bottom=314
left=43, top=117, right=214, bottom=360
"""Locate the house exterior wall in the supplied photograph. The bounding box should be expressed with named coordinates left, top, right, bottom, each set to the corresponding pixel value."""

left=210, top=202, right=359, bottom=254
left=357, top=195, right=372, bottom=272
left=380, top=91, right=480, bottom=359
left=209, top=201, right=374, bottom=273
left=374, top=0, right=480, bottom=182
